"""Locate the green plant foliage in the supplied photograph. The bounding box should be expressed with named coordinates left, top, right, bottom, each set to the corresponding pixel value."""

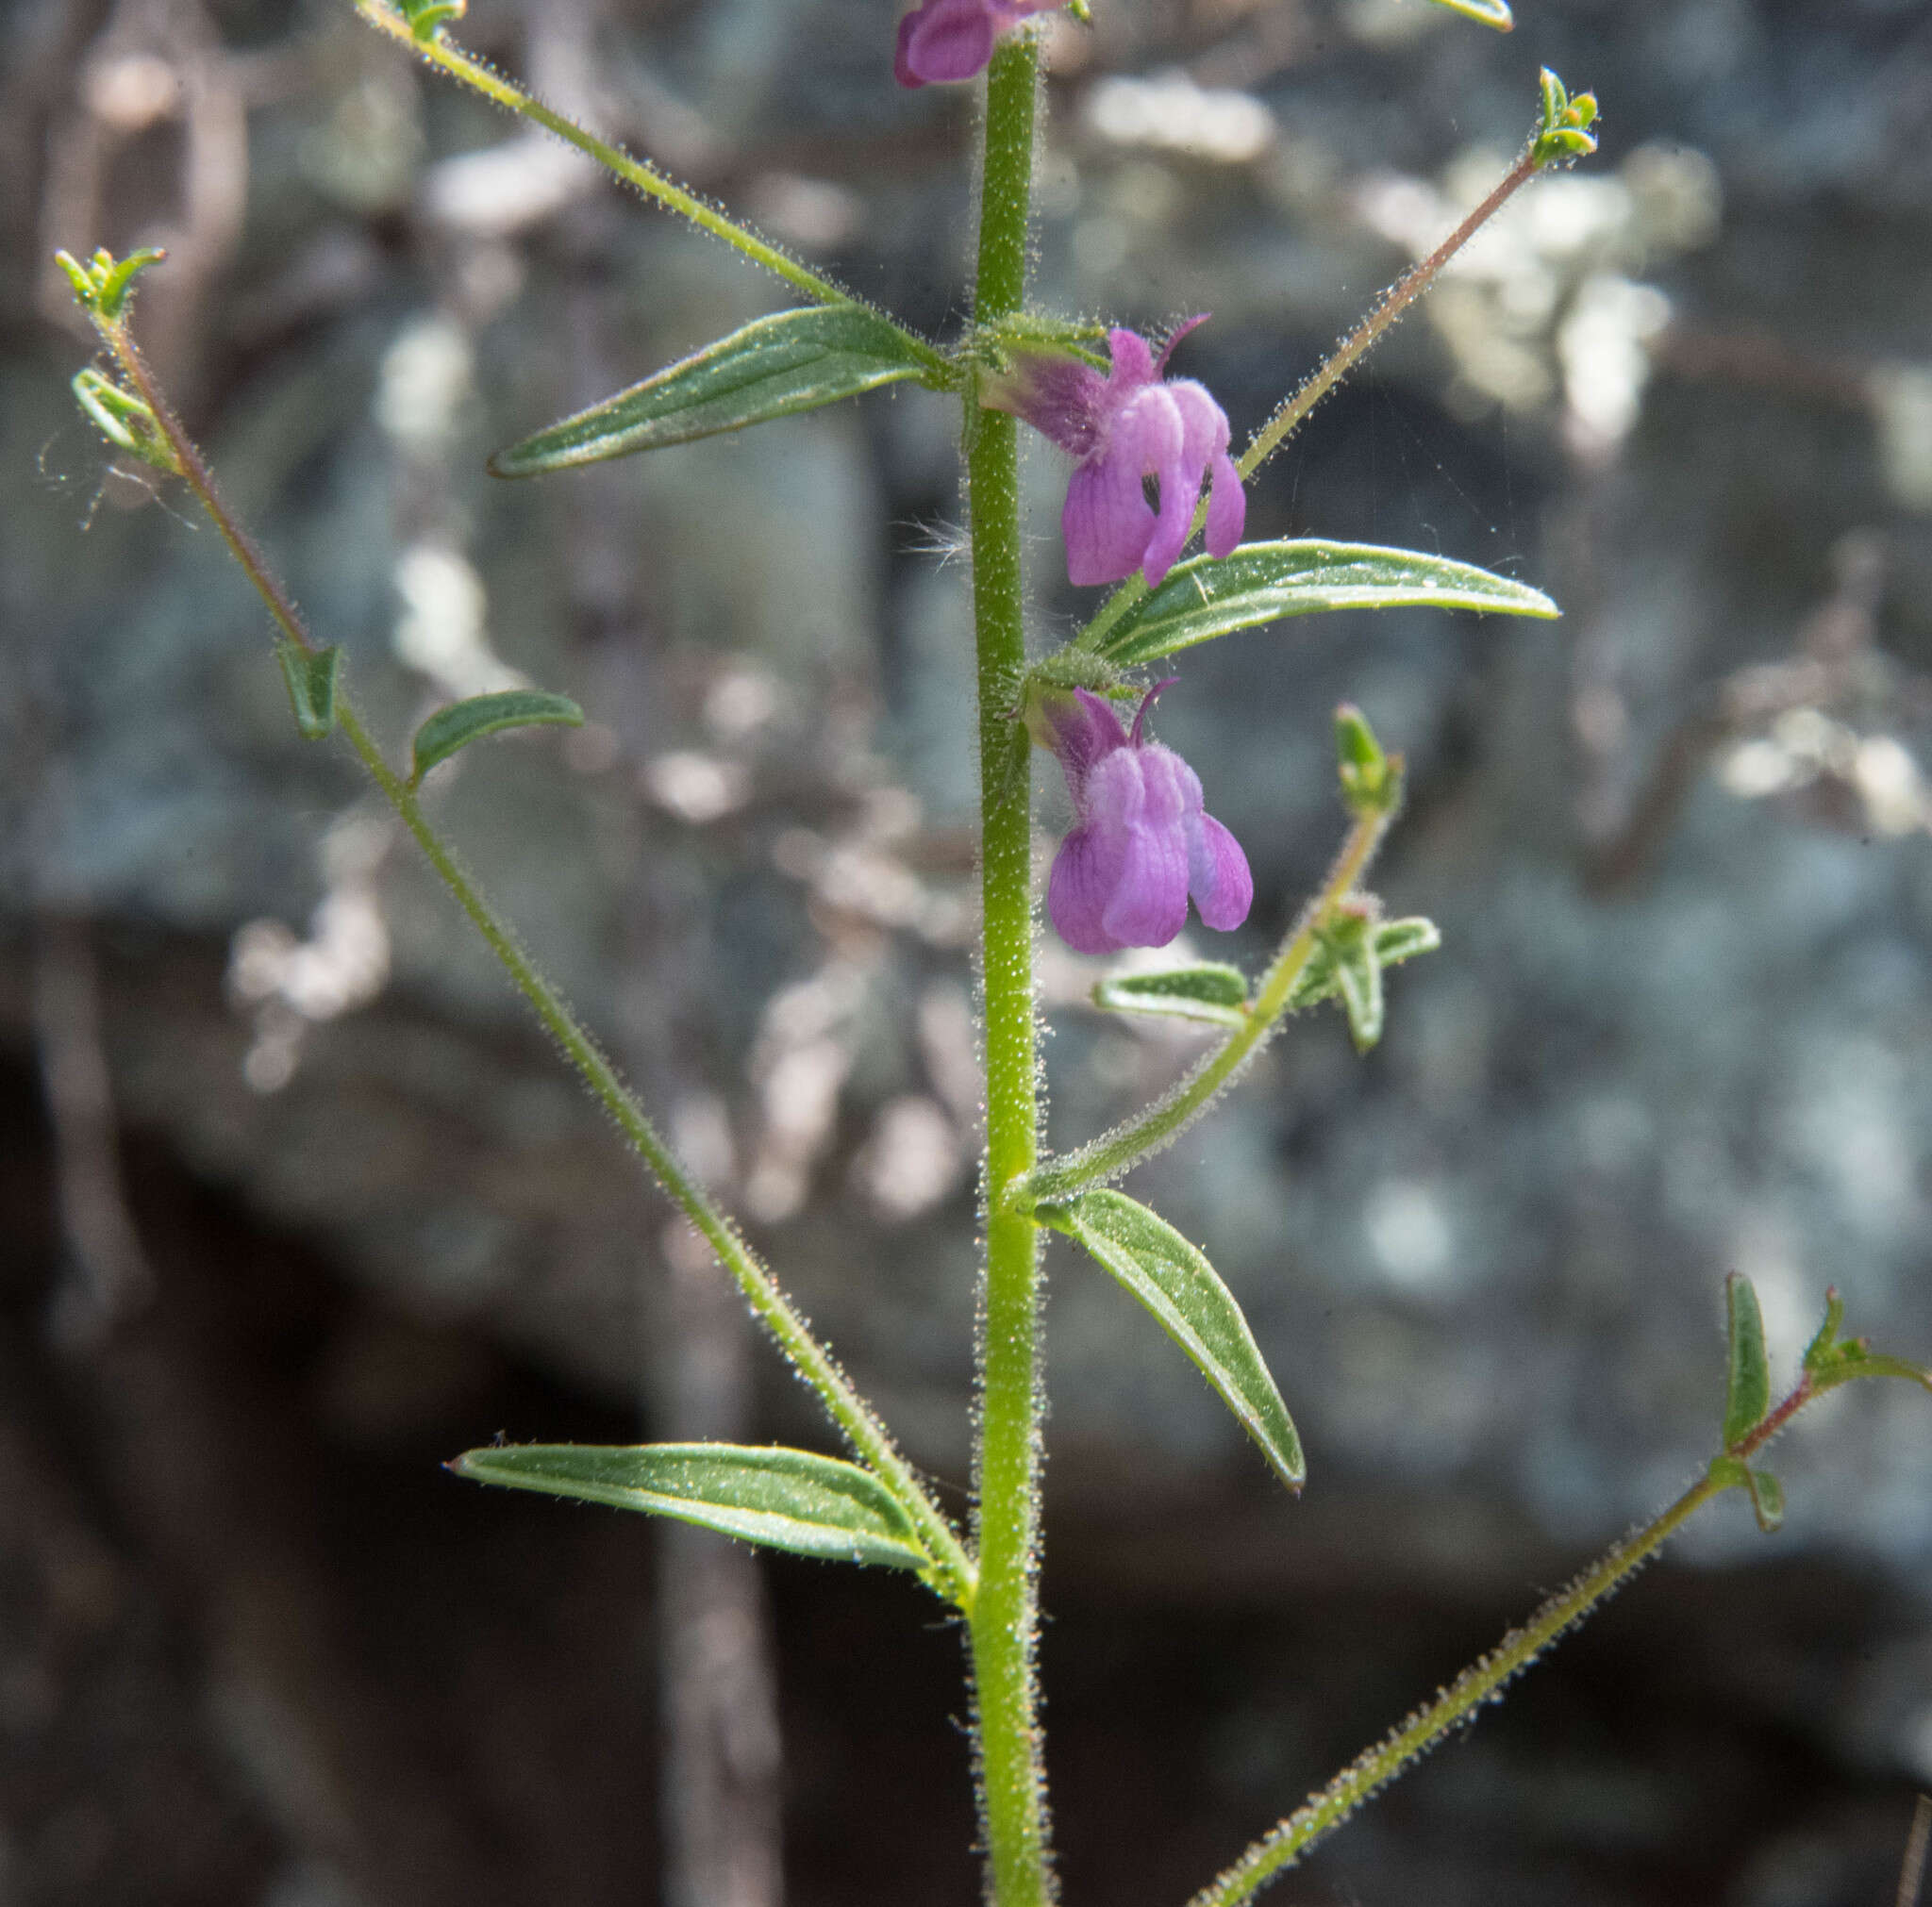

left=1042, top=1191, right=1304, bottom=1491
left=1533, top=68, right=1600, bottom=164
left=1801, top=1286, right=1932, bottom=1397
left=398, top=0, right=466, bottom=40
left=276, top=642, right=341, bottom=741
left=1334, top=702, right=1396, bottom=817
left=1092, top=963, right=1249, bottom=1028
left=489, top=306, right=935, bottom=476
left=71, top=368, right=177, bottom=473
left=1087, top=540, right=1558, bottom=669
left=409, top=689, right=584, bottom=787
left=55, top=245, right=166, bottom=322
left=451, top=1442, right=934, bottom=1570
left=1316, top=910, right=1386, bottom=1053
left=1743, top=1468, right=1785, bottom=1534
left=1722, top=1272, right=1771, bottom=1451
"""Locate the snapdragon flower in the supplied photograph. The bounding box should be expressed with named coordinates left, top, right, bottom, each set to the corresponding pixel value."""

left=983, top=321, right=1246, bottom=589
left=894, top=0, right=1059, bottom=87
left=1030, top=683, right=1253, bottom=954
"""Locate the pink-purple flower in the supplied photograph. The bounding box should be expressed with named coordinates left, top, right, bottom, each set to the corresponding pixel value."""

left=1030, top=684, right=1253, bottom=954
left=983, top=321, right=1246, bottom=589
left=894, top=0, right=1059, bottom=87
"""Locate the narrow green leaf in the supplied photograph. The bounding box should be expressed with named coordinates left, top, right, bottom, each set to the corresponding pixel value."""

left=450, top=1441, right=933, bottom=1571
left=1744, top=1468, right=1785, bottom=1534
left=276, top=642, right=341, bottom=740
left=1044, top=1191, right=1304, bottom=1491
left=409, top=688, right=584, bottom=786
left=1427, top=0, right=1512, bottom=28
left=489, top=306, right=931, bottom=476
left=1090, top=539, right=1559, bottom=669
left=1093, top=963, right=1248, bottom=1029
left=1809, top=1351, right=1932, bottom=1399
left=1722, top=1272, right=1771, bottom=1450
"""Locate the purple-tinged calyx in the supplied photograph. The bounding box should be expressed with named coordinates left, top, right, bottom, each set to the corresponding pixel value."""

left=983, top=320, right=1246, bottom=589
left=1028, top=683, right=1253, bottom=954
left=894, top=0, right=1059, bottom=87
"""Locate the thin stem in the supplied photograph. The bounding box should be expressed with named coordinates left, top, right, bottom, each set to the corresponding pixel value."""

left=348, top=2, right=950, bottom=377
left=1236, top=143, right=1544, bottom=484
left=1011, top=787, right=1397, bottom=1213
left=1187, top=1459, right=1740, bottom=1907
left=91, top=307, right=974, bottom=1609
left=966, top=30, right=1054, bottom=1907
left=1191, top=1344, right=1908, bottom=1907
left=1074, top=141, right=1551, bottom=657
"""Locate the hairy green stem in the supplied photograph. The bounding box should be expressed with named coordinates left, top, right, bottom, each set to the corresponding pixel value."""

left=1188, top=1468, right=1726, bottom=1907
left=1012, top=784, right=1398, bottom=1212
left=1187, top=1375, right=1830, bottom=1907
left=966, top=31, right=1053, bottom=1907
left=347, top=2, right=949, bottom=376
left=90, top=306, right=974, bottom=1609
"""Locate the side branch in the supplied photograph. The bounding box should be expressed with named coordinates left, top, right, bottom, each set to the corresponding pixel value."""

left=1186, top=1338, right=1882, bottom=1907
left=86, top=300, right=974, bottom=1608
left=347, top=2, right=949, bottom=375
left=1187, top=1465, right=1728, bottom=1907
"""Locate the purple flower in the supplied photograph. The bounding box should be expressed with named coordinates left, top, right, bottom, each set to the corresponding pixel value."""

left=894, top=0, right=1059, bottom=87
left=1031, top=684, right=1253, bottom=954
left=984, top=321, right=1246, bottom=589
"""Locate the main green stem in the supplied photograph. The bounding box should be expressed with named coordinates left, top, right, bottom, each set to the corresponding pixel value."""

left=967, top=34, right=1052, bottom=1907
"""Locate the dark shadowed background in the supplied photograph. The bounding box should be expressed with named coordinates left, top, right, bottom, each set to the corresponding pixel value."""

left=5, top=0, right=1932, bottom=1902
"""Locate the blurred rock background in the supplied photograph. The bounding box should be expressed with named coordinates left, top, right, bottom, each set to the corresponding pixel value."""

left=4, top=0, right=1932, bottom=1902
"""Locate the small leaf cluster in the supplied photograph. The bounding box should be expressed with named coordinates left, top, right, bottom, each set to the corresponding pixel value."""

left=1533, top=68, right=1600, bottom=165
left=1709, top=1274, right=1932, bottom=1536
left=71, top=367, right=178, bottom=475
left=55, top=245, right=164, bottom=322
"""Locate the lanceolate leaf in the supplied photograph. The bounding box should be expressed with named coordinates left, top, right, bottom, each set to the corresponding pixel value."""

left=409, top=689, right=584, bottom=786
left=1722, top=1272, right=1771, bottom=1450
left=451, top=1442, right=933, bottom=1571
left=1093, top=963, right=1249, bottom=1028
left=490, top=306, right=932, bottom=476
left=1088, top=539, right=1558, bottom=669
left=1045, top=1191, right=1304, bottom=1491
